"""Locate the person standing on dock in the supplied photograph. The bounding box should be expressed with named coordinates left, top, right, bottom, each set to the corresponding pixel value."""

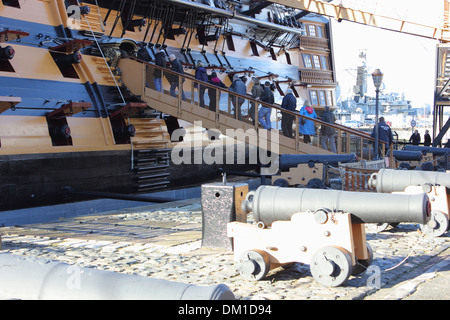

left=424, top=129, right=432, bottom=146
left=258, top=81, right=274, bottom=130
left=281, top=88, right=296, bottom=137
left=409, top=129, right=421, bottom=145
left=371, top=116, right=393, bottom=156
left=153, top=46, right=166, bottom=93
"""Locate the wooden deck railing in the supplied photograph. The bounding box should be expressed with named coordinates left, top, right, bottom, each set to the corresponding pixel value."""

left=121, top=56, right=387, bottom=159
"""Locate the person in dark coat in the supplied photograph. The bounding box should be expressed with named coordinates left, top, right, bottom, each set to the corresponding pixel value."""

left=195, top=62, right=208, bottom=108
left=169, top=54, right=186, bottom=101
left=280, top=88, right=296, bottom=137
left=229, top=74, right=247, bottom=120
left=153, top=46, right=166, bottom=92
left=444, top=139, right=450, bottom=148
left=137, top=42, right=152, bottom=62
left=370, top=116, right=393, bottom=156
left=320, top=106, right=337, bottom=152
left=249, top=78, right=263, bottom=124
left=409, top=129, right=421, bottom=145
left=424, top=129, right=432, bottom=146
left=207, top=72, right=227, bottom=112
left=258, top=81, right=274, bottom=130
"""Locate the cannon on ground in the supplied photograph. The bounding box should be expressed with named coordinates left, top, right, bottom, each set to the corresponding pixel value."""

left=227, top=185, right=430, bottom=287
left=403, top=145, right=450, bottom=156
left=272, top=153, right=357, bottom=188
left=368, top=168, right=450, bottom=236
left=0, top=253, right=235, bottom=300
left=402, top=145, right=449, bottom=170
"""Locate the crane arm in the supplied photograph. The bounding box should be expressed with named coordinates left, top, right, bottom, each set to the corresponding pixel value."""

left=266, top=0, right=448, bottom=42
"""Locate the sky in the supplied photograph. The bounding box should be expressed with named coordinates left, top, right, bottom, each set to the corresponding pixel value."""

left=329, top=0, right=442, bottom=107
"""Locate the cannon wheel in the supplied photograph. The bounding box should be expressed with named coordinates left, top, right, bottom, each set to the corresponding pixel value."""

left=419, top=210, right=449, bottom=237
left=237, top=249, right=271, bottom=281
left=310, top=246, right=353, bottom=287
left=366, top=223, right=390, bottom=232
left=352, top=242, right=373, bottom=276
left=272, top=179, right=289, bottom=188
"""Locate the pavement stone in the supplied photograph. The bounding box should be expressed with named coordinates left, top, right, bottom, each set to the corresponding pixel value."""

left=0, top=199, right=449, bottom=300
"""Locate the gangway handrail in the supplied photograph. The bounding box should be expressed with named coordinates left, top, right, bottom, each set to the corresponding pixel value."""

left=122, top=55, right=388, bottom=157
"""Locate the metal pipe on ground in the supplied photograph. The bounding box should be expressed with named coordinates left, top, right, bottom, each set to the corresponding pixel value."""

left=241, top=185, right=430, bottom=226
left=0, top=253, right=235, bottom=300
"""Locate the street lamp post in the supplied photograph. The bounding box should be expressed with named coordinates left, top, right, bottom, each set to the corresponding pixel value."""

left=372, top=69, right=384, bottom=160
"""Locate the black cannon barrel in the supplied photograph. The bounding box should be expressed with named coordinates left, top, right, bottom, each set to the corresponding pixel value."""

left=368, top=168, right=450, bottom=193
left=279, top=153, right=357, bottom=171
left=242, top=186, right=430, bottom=226
left=391, top=150, right=423, bottom=161
left=403, top=145, right=450, bottom=155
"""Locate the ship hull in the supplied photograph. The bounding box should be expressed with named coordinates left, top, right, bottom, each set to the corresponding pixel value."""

left=0, top=150, right=134, bottom=211
left=0, top=0, right=336, bottom=211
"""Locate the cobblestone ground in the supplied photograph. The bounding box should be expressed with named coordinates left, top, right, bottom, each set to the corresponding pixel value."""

left=1, top=199, right=449, bottom=300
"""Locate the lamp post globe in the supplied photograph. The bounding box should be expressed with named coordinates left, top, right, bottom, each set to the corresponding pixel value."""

left=371, top=69, right=383, bottom=160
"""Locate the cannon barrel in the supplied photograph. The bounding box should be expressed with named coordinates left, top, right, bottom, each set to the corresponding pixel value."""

left=391, top=150, right=423, bottom=161
left=368, top=168, right=450, bottom=193
left=279, top=153, right=356, bottom=171
left=242, top=186, right=430, bottom=226
left=0, top=253, right=235, bottom=300
left=403, top=145, right=450, bottom=155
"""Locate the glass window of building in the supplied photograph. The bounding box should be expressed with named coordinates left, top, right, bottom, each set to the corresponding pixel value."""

left=308, top=25, right=316, bottom=37
left=326, top=91, right=334, bottom=105
left=309, top=91, right=318, bottom=105
left=319, top=91, right=326, bottom=105
left=302, top=54, right=312, bottom=68
left=316, top=26, right=324, bottom=38
left=312, top=55, right=321, bottom=69
left=320, top=56, right=328, bottom=70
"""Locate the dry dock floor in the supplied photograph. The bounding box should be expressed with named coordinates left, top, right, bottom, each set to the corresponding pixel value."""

left=0, top=198, right=449, bottom=300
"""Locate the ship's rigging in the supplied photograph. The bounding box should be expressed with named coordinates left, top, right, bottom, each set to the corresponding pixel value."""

left=83, top=0, right=309, bottom=63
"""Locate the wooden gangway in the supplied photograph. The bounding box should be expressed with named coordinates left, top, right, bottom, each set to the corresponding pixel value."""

left=119, top=57, right=381, bottom=157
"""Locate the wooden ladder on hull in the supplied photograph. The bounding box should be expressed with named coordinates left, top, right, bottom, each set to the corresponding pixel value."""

left=128, top=118, right=170, bottom=150
left=78, top=2, right=105, bottom=34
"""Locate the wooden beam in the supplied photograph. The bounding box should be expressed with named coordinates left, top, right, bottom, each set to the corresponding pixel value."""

left=267, top=0, right=448, bottom=41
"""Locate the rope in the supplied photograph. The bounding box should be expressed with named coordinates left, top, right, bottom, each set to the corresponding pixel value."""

left=77, top=0, right=126, bottom=104
left=76, top=1, right=134, bottom=170
left=383, top=229, right=427, bottom=272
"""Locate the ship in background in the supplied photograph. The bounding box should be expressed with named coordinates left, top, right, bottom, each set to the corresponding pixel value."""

left=336, top=50, right=420, bottom=129
left=0, top=0, right=338, bottom=211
